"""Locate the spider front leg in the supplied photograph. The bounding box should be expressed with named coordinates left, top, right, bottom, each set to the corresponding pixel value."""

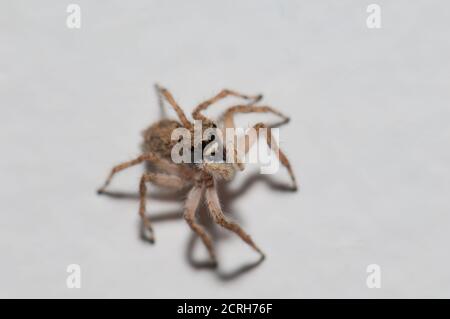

left=222, top=104, right=297, bottom=190
left=205, top=184, right=265, bottom=259
left=222, top=104, right=290, bottom=131
left=139, top=172, right=189, bottom=242
left=184, top=186, right=217, bottom=266
left=192, top=89, right=263, bottom=122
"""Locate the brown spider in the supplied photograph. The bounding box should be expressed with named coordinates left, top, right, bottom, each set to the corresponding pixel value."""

left=97, top=85, right=297, bottom=265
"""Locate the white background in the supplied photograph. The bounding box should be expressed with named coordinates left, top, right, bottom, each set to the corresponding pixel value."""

left=1, top=0, right=450, bottom=298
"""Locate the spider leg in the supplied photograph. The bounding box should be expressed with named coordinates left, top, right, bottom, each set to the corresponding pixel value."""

left=97, top=153, right=158, bottom=194
left=97, top=152, right=191, bottom=193
left=221, top=105, right=297, bottom=190
left=222, top=104, right=290, bottom=132
left=154, top=82, right=166, bottom=119
left=139, top=172, right=189, bottom=242
left=151, top=156, right=195, bottom=179
left=192, top=89, right=262, bottom=122
left=184, top=186, right=217, bottom=265
left=245, top=122, right=297, bottom=190
left=205, top=183, right=265, bottom=259
left=154, top=84, right=193, bottom=129
left=221, top=104, right=290, bottom=171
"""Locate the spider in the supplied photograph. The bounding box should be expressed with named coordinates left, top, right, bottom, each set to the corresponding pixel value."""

left=97, top=85, right=298, bottom=265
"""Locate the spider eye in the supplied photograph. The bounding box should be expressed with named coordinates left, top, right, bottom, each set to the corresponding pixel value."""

left=209, top=134, right=215, bottom=141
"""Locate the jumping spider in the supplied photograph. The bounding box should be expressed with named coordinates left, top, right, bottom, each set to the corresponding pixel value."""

left=97, top=85, right=298, bottom=265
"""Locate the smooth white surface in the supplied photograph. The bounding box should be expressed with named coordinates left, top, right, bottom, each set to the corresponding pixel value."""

left=1, top=0, right=450, bottom=298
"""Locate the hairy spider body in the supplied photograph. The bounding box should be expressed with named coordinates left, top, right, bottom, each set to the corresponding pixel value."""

left=142, top=119, right=183, bottom=160
left=97, top=85, right=298, bottom=265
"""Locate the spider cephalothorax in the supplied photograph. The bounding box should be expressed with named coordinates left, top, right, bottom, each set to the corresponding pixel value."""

left=97, top=85, right=297, bottom=265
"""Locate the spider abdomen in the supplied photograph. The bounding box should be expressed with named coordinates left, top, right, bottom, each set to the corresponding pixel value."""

left=141, top=119, right=182, bottom=160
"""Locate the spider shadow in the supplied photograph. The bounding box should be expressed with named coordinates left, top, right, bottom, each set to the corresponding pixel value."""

left=100, top=171, right=295, bottom=281
left=184, top=173, right=295, bottom=281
